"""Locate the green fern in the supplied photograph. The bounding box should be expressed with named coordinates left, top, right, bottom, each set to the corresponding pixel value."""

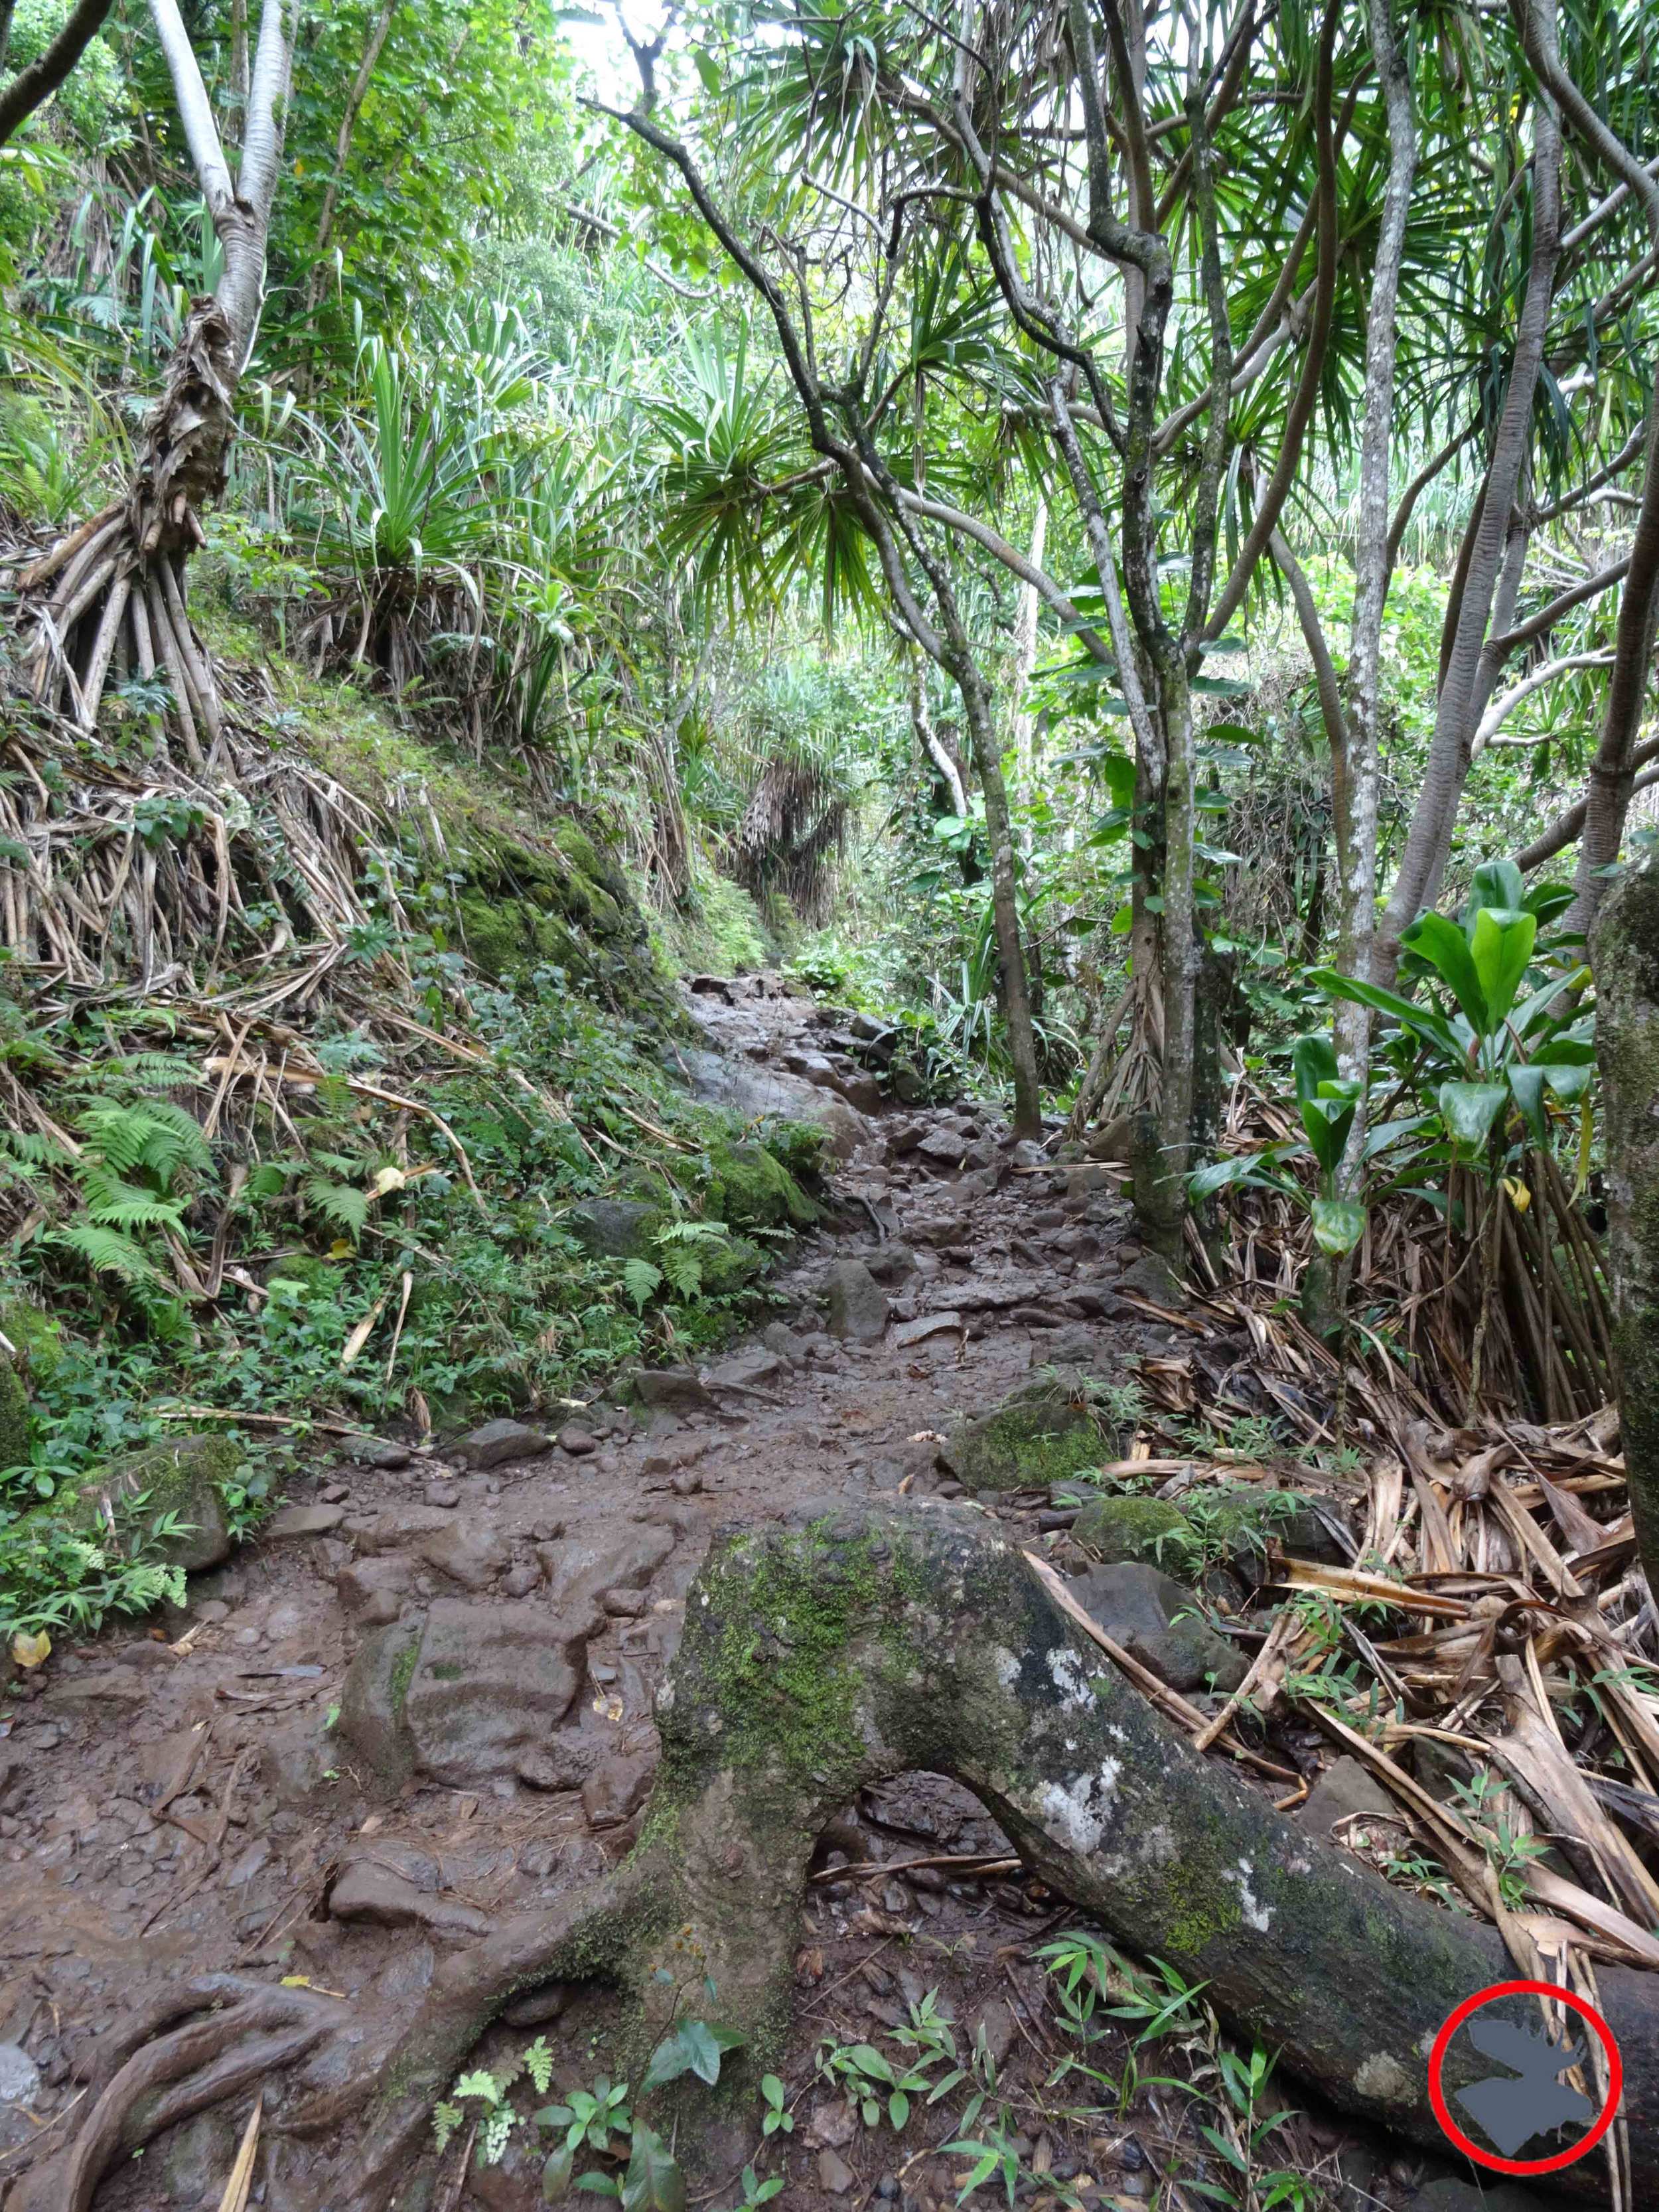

left=52, top=1220, right=170, bottom=1289
left=77, top=1162, right=188, bottom=1232
left=623, top=1256, right=664, bottom=1311
left=76, top=1099, right=214, bottom=1187
left=302, top=1175, right=370, bottom=1241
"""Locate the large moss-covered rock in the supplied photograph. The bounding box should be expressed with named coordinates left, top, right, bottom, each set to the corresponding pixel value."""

left=46, top=1434, right=239, bottom=1572
left=0, top=1299, right=66, bottom=1387
left=567, top=1198, right=663, bottom=1258
left=1072, top=1494, right=1190, bottom=1567
left=703, top=1138, right=819, bottom=1230
left=0, top=1351, right=27, bottom=1475
left=457, top=821, right=668, bottom=1013
left=941, top=1374, right=1114, bottom=1493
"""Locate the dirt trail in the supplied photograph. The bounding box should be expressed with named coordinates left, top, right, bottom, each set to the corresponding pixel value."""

left=0, top=982, right=1486, bottom=2211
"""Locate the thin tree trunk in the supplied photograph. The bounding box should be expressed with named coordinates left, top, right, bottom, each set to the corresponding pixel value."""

left=1378, top=21, right=1561, bottom=974
left=962, top=661, right=1043, bottom=1138
left=1010, top=493, right=1047, bottom=788
left=307, top=0, right=401, bottom=313
left=1348, top=0, right=1415, bottom=1021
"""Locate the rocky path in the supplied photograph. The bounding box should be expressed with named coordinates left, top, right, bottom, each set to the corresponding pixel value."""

left=0, top=980, right=1531, bottom=2212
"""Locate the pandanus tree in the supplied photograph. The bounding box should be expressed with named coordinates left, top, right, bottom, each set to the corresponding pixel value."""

left=603, top=0, right=1369, bottom=1228
left=17, top=0, right=301, bottom=762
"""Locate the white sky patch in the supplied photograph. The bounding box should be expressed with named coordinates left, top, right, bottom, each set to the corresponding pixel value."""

left=1037, top=1757, right=1121, bottom=1854
left=1046, top=1646, right=1098, bottom=1712
left=1222, top=1858, right=1273, bottom=1933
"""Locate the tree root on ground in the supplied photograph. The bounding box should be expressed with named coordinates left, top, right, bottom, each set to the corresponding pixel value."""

left=17, top=1499, right=1659, bottom=2209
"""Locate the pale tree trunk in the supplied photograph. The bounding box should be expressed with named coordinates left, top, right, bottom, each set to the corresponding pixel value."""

left=20, top=0, right=299, bottom=755
left=961, top=657, right=1044, bottom=1137
left=1345, top=0, right=1415, bottom=1041
left=1378, top=13, right=1561, bottom=974
left=1010, top=493, right=1047, bottom=790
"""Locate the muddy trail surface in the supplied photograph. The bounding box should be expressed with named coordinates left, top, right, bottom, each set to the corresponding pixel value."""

left=0, top=981, right=1530, bottom=2212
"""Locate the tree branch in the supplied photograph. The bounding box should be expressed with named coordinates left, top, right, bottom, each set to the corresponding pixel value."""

left=0, top=0, right=111, bottom=150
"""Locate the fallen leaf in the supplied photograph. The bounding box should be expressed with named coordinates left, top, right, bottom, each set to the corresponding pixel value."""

left=10, top=1629, right=50, bottom=1669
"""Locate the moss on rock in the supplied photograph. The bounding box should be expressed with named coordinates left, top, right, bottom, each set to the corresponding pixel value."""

left=0, top=1299, right=66, bottom=1388
left=1072, top=1494, right=1190, bottom=1566
left=42, top=1433, right=241, bottom=1572
left=0, top=1351, right=28, bottom=1474
left=941, top=1374, right=1113, bottom=1494
left=703, top=1138, right=818, bottom=1232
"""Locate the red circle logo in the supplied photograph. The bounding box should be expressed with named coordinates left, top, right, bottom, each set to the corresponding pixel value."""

left=1428, top=1980, right=1622, bottom=2175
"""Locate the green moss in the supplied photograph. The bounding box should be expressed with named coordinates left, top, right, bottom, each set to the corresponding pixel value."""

left=0, top=1351, right=27, bottom=1473
left=942, top=1378, right=1112, bottom=1494
left=390, top=1640, right=420, bottom=1706
left=1162, top=1855, right=1246, bottom=1958
left=35, top=1432, right=240, bottom=1572
left=1072, top=1495, right=1190, bottom=1566
left=0, top=1299, right=66, bottom=1386
left=653, top=861, right=776, bottom=977
left=703, top=1138, right=818, bottom=1232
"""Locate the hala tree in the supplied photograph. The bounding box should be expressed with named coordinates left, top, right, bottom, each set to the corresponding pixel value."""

left=17, top=0, right=302, bottom=759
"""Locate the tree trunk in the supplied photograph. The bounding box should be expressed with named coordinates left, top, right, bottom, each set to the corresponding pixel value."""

left=1378, top=29, right=1561, bottom=975
left=1593, top=861, right=1659, bottom=1595
left=23, top=1500, right=1659, bottom=2212
left=960, top=658, right=1043, bottom=1138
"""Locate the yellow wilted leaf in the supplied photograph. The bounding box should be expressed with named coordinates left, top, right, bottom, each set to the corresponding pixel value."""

left=370, top=1165, right=406, bottom=1198
left=10, top=1629, right=50, bottom=1668
left=1503, top=1177, right=1531, bottom=1213
left=329, top=1238, right=354, bottom=1258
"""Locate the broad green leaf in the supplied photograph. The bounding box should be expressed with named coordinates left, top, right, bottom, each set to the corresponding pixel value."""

left=1290, top=1033, right=1339, bottom=1105
left=1306, top=969, right=1462, bottom=1060
left=1469, top=905, right=1536, bottom=1029
left=889, top=2089, right=910, bottom=2130
left=1466, top=859, right=1526, bottom=921
left=621, top=2127, right=684, bottom=2212
left=1310, top=1197, right=1366, bottom=1256
left=1507, top=1065, right=1550, bottom=1147
left=1402, top=911, right=1488, bottom=1033
left=1437, top=1081, right=1508, bottom=1155
left=542, top=2145, right=575, bottom=2203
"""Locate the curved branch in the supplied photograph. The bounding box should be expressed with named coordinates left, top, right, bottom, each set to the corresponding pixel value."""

left=1471, top=650, right=1615, bottom=758
left=0, top=0, right=112, bottom=149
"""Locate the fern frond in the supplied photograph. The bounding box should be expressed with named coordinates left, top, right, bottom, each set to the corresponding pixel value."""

left=302, top=1176, right=370, bottom=1239
left=131, top=1098, right=215, bottom=1180
left=660, top=1247, right=705, bottom=1299
left=78, top=1163, right=188, bottom=1231
left=622, top=1257, right=663, bottom=1311
left=52, top=1220, right=168, bottom=1288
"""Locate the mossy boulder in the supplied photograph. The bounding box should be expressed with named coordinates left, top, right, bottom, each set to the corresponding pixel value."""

left=567, top=1198, right=663, bottom=1259
left=703, top=1138, right=819, bottom=1232
left=0, top=1350, right=28, bottom=1475
left=46, top=1433, right=240, bottom=1572
left=1192, top=1486, right=1343, bottom=1584
left=940, top=1374, right=1114, bottom=1494
left=1072, top=1494, right=1191, bottom=1568
left=456, top=822, right=668, bottom=1012
left=0, top=1299, right=66, bottom=1387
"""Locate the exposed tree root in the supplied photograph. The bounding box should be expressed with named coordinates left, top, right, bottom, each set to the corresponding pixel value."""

left=19, top=1501, right=1659, bottom=2209
left=19, top=299, right=239, bottom=754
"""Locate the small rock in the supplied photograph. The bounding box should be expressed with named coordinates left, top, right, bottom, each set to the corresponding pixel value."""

left=336, top=1556, right=414, bottom=1625
left=329, top=1860, right=488, bottom=1937
left=501, top=1980, right=573, bottom=2027
left=344, top=1436, right=412, bottom=1470
left=265, top=1503, right=346, bottom=1541
left=0, top=2041, right=40, bottom=2106
left=192, top=1599, right=229, bottom=1623
left=451, top=1419, right=552, bottom=1470
left=817, top=2148, right=858, bottom=2195
left=602, top=1587, right=645, bottom=1617
left=670, top=1470, right=703, bottom=1497
left=705, top=1349, right=785, bottom=1394
left=581, top=1745, right=660, bottom=1829
left=892, top=1311, right=962, bottom=1349
left=557, top=1425, right=599, bottom=1457
left=415, top=1523, right=511, bottom=1592
left=1072, top=1496, right=1191, bottom=1568
left=631, top=1364, right=717, bottom=1416
left=501, top=1561, right=541, bottom=1599
left=824, top=1258, right=891, bottom=1344
left=760, top=1321, right=805, bottom=1363
left=1067, top=1562, right=1246, bottom=1694
left=424, top=1478, right=461, bottom=1509
left=319, top=1481, right=349, bottom=1504
left=1300, top=1756, right=1400, bottom=1840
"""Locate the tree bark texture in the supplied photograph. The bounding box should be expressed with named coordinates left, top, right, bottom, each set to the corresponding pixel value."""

left=1593, top=862, right=1659, bottom=1597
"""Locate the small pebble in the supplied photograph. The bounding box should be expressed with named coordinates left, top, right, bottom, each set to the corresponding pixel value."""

left=425, top=1479, right=461, bottom=1509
